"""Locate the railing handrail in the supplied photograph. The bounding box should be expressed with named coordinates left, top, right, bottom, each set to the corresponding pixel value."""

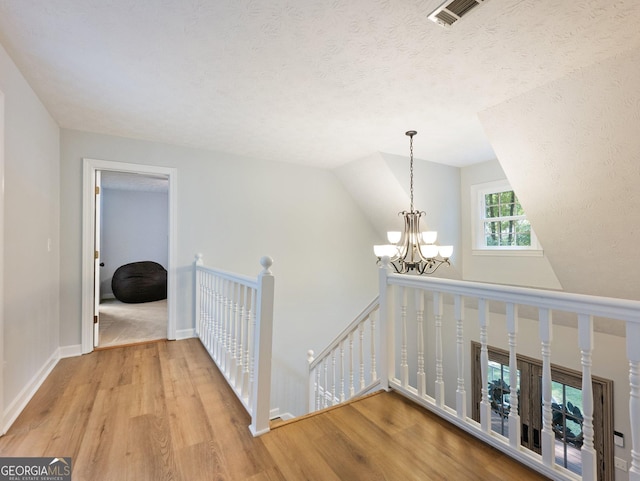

left=387, top=271, right=640, bottom=323
left=308, top=296, right=379, bottom=371
left=195, top=255, right=258, bottom=288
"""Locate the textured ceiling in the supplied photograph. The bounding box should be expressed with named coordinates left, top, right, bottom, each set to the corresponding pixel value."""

left=1, top=0, right=640, bottom=168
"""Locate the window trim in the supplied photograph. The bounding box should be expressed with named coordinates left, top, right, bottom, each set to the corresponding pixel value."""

left=470, top=179, right=543, bottom=255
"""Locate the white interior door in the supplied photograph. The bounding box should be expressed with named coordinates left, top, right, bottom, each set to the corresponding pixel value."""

left=93, top=170, right=102, bottom=347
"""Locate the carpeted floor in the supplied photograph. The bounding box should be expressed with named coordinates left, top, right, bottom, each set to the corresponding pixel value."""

left=98, top=298, right=167, bottom=347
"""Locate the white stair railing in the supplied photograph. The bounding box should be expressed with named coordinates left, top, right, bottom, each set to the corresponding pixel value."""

left=308, top=258, right=640, bottom=481
left=307, top=297, right=380, bottom=412
left=376, top=257, right=640, bottom=481
left=194, top=254, right=275, bottom=436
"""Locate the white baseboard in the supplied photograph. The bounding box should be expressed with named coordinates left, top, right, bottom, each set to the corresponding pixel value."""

left=2, top=350, right=59, bottom=435
left=175, top=328, right=195, bottom=340
left=58, top=344, right=82, bottom=359
left=269, top=408, right=295, bottom=421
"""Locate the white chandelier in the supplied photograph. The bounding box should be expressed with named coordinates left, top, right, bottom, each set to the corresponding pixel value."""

left=374, top=130, right=453, bottom=275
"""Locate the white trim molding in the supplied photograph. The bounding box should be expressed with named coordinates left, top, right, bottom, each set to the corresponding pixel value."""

left=175, top=329, right=196, bottom=340
left=81, top=158, right=178, bottom=354
left=58, top=344, right=83, bottom=359
left=2, top=350, right=58, bottom=435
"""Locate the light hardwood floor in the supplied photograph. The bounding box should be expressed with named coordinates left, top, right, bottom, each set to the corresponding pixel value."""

left=0, top=339, right=549, bottom=480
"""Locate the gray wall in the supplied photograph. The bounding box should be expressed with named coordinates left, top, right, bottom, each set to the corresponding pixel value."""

left=59, top=129, right=380, bottom=416
left=100, top=188, right=169, bottom=299
left=0, top=41, right=60, bottom=419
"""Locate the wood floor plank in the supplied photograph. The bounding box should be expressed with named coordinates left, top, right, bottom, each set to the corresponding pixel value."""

left=260, top=417, right=343, bottom=481
left=324, top=403, right=437, bottom=481
left=174, top=440, right=228, bottom=481
left=73, top=384, right=135, bottom=481
left=126, top=413, right=177, bottom=481
left=0, top=339, right=550, bottom=481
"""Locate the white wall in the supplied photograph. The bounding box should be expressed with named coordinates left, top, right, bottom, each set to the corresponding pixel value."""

left=335, top=151, right=462, bottom=279
left=60, top=129, right=380, bottom=416
left=480, top=46, right=640, bottom=303
left=100, top=188, right=169, bottom=299
left=0, top=42, right=60, bottom=428
left=460, top=159, right=562, bottom=289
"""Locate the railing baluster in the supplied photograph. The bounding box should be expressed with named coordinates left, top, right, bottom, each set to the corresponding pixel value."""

left=455, top=295, right=466, bottom=420
left=434, top=292, right=444, bottom=407
left=307, top=350, right=315, bottom=413
left=628, top=322, right=640, bottom=481
left=416, top=289, right=426, bottom=398
left=578, top=314, right=596, bottom=481
left=225, top=278, right=233, bottom=375
left=323, top=359, right=328, bottom=409
left=202, top=273, right=209, bottom=352
left=400, top=287, right=409, bottom=387
left=349, top=331, right=355, bottom=397
left=216, top=276, right=223, bottom=364
left=359, top=323, right=365, bottom=391
left=244, top=287, right=254, bottom=398
left=235, top=281, right=242, bottom=383
left=315, top=361, right=321, bottom=411
left=245, top=285, right=252, bottom=394
left=370, top=311, right=377, bottom=382
left=331, top=349, right=337, bottom=406
left=479, top=298, right=491, bottom=433
left=339, top=340, right=346, bottom=402
left=539, top=308, right=555, bottom=468
left=506, top=303, right=520, bottom=449
left=205, top=273, right=212, bottom=353
left=236, top=284, right=245, bottom=392
left=231, top=281, right=239, bottom=383
left=248, top=285, right=257, bottom=408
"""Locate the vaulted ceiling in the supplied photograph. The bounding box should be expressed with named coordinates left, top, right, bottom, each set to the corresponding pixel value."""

left=1, top=0, right=639, bottom=168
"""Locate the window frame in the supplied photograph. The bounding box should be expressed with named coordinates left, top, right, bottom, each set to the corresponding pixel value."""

left=470, top=179, right=543, bottom=256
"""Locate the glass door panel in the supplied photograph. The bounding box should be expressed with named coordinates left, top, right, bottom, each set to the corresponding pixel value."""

left=551, top=381, right=584, bottom=476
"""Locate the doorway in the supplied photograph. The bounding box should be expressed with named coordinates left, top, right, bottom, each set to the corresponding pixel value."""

left=81, top=158, right=177, bottom=354
left=97, top=170, right=169, bottom=348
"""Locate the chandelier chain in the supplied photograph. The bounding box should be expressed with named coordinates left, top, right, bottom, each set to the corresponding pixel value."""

left=409, top=133, right=414, bottom=212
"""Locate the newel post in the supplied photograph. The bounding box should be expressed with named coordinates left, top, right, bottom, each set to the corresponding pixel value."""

left=378, top=256, right=394, bottom=391
left=249, top=256, right=275, bottom=437
left=627, top=321, right=640, bottom=481
left=307, top=350, right=315, bottom=413
left=194, top=253, right=204, bottom=337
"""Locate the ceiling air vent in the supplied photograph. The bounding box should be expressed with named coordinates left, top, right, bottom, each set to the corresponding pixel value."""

left=428, top=0, right=488, bottom=28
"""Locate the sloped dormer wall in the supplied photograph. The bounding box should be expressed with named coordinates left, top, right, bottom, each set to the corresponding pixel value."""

left=479, top=46, right=640, bottom=301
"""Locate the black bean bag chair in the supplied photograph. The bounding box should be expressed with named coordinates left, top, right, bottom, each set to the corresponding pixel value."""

left=111, top=261, right=167, bottom=303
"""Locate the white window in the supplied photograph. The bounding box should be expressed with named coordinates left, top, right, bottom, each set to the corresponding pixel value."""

left=471, top=180, right=542, bottom=256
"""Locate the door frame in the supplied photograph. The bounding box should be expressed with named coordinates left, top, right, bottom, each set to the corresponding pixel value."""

left=81, top=158, right=178, bottom=354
